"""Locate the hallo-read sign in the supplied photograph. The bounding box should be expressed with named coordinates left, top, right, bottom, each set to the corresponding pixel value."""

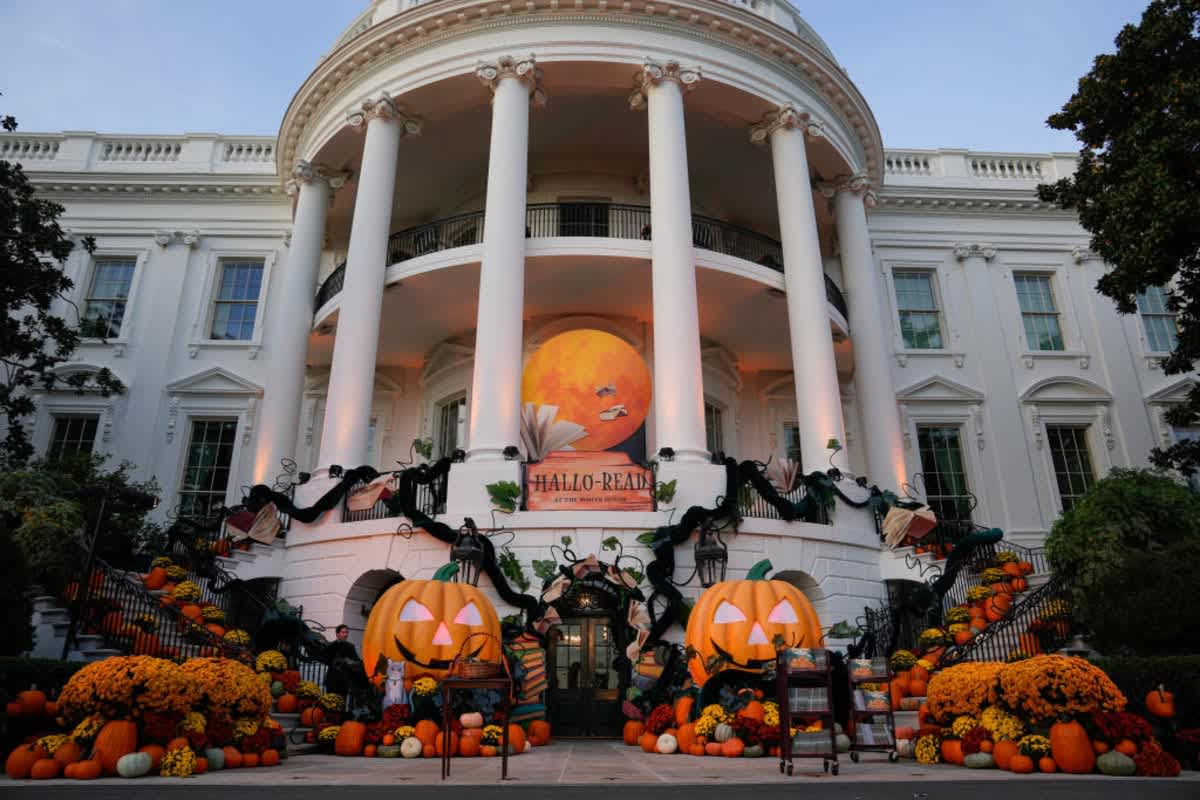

left=525, top=452, right=653, bottom=511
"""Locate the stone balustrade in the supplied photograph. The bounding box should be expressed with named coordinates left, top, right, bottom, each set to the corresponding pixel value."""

left=882, top=147, right=1077, bottom=188
left=0, top=132, right=278, bottom=175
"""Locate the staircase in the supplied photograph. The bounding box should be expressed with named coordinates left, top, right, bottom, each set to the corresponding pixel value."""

left=937, top=572, right=1071, bottom=666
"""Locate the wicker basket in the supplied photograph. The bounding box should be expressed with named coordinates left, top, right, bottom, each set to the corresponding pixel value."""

left=448, top=632, right=507, bottom=680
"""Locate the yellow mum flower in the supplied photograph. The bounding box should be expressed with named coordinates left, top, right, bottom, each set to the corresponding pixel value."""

left=161, top=745, right=196, bottom=778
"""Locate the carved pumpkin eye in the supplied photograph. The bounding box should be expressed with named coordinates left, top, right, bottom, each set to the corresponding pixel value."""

left=713, top=601, right=746, bottom=624
left=767, top=599, right=799, bottom=624
left=452, top=602, right=484, bottom=626
left=398, top=599, right=435, bottom=622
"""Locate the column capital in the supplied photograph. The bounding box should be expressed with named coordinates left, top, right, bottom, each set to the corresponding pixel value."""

left=347, top=93, right=424, bottom=136
left=817, top=172, right=878, bottom=209
left=953, top=242, right=997, bottom=262
left=628, top=59, right=702, bottom=110
left=476, top=54, right=547, bottom=107
left=285, top=160, right=350, bottom=197
left=748, top=104, right=825, bottom=145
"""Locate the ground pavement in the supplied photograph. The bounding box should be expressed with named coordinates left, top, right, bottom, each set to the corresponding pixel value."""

left=4, top=740, right=1198, bottom=799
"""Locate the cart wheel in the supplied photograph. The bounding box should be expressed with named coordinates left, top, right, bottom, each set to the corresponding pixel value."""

left=888, top=750, right=899, bottom=762
left=823, top=759, right=829, bottom=773
left=832, top=762, right=839, bottom=776
left=779, top=761, right=784, bottom=774
left=786, top=763, right=793, bottom=776
left=849, top=751, right=860, bottom=763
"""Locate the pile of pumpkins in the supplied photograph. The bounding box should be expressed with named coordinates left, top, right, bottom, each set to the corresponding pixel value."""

left=5, top=719, right=283, bottom=781
left=329, top=714, right=551, bottom=758
left=4, top=686, right=59, bottom=721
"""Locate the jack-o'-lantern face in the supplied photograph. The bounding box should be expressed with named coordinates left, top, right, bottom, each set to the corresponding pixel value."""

left=684, top=561, right=823, bottom=686
left=361, top=568, right=501, bottom=679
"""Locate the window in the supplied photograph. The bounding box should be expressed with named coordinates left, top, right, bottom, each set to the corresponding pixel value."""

left=1046, top=425, right=1095, bottom=512
left=82, top=258, right=136, bottom=338
left=47, top=415, right=99, bottom=461
left=436, top=396, right=466, bottom=458
left=783, top=422, right=802, bottom=465
left=210, top=260, right=264, bottom=340
left=178, top=419, right=237, bottom=517
left=704, top=401, right=724, bottom=455
left=916, top=426, right=972, bottom=523
left=893, top=270, right=943, bottom=349
left=1136, top=286, right=1178, bottom=353
left=1014, top=273, right=1065, bottom=351
left=558, top=202, right=610, bottom=237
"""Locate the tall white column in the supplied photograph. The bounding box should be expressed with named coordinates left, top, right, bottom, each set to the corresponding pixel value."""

left=631, top=59, right=709, bottom=463
left=828, top=176, right=906, bottom=489
left=466, top=55, right=544, bottom=462
left=751, top=106, right=846, bottom=474
left=253, top=161, right=344, bottom=483
left=318, top=95, right=421, bottom=469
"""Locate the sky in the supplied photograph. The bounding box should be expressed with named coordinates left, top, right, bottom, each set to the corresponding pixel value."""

left=1, top=0, right=1151, bottom=153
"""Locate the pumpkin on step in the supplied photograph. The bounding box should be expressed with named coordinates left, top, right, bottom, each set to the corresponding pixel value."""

left=1049, top=719, right=1095, bottom=775
left=528, top=720, right=551, bottom=746
left=1146, top=685, right=1175, bottom=719
left=7, top=744, right=49, bottom=779
left=623, top=720, right=644, bottom=746
left=1009, top=754, right=1034, bottom=773
left=18, top=687, right=46, bottom=716
left=300, top=707, right=324, bottom=727
left=335, top=720, right=367, bottom=756
left=30, top=758, right=62, bottom=780
left=116, top=752, right=153, bottom=778
left=94, top=720, right=138, bottom=775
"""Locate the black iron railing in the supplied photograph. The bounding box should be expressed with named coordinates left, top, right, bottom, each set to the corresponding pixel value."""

left=340, top=469, right=448, bottom=523
left=739, top=481, right=831, bottom=525
left=938, top=575, right=1073, bottom=666
left=313, top=203, right=851, bottom=320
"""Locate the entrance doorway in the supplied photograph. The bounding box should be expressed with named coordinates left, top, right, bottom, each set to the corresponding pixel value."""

left=548, top=615, right=622, bottom=737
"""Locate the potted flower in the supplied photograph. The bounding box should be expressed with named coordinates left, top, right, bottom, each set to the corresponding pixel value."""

left=655, top=478, right=677, bottom=511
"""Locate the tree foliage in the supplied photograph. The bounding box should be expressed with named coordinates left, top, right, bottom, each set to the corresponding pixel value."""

left=1046, top=468, right=1200, bottom=655
left=1038, top=1, right=1200, bottom=471
left=0, top=106, right=124, bottom=467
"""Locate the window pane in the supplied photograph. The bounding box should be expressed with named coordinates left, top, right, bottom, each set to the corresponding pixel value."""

left=705, top=402, right=723, bottom=454
left=178, top=419, right=238, bottom=516
left=48, top=415, right=99, bottom=461
left=783, top=423, right=802, bottom=464
left=1046, top=426, right=1095, bottom=513
left=437, top=397, right=466, bottom=458
left=1137, top=287, right=1178, bottom=353
left=84, top=259, right=135, bottom=337
left=210, top=261, right=263, bottom=340
left=894, top=271, right=943, bottom=349
left=916, top=426, right=972, bottom=523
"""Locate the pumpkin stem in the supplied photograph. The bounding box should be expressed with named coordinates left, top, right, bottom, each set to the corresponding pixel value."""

left=746, top=560, right=773, bottom=581
left=433, top=563, right=460, bottom=582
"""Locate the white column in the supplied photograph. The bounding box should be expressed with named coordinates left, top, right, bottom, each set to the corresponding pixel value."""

left=829, top=176, right=906, bottom=489
left=466, top=55, right=544, bottom=462
left=318, top=95, right=421, bottom=469
left=751, top=106, right=846, bottom=473
left=631, top=59, right=709, bottom=463
left=253, top=161, right=344, bottom=483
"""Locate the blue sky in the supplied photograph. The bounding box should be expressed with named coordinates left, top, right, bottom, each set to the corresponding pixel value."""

left=2, top=0, right=1149, bottom=152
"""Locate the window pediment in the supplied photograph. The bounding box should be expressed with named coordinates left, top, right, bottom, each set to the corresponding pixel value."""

left=1019, top=376, right=1111, bottom=405
left=165, top=367, right=263, bottom=397
left=895, top=376, right=984, bottom=404
left=1146, top=377, right=1197, bottom=405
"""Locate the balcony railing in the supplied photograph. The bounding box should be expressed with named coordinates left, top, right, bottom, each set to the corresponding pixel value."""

left=314, top=203, right=850, bottom=320
left=340, top=470, right=448, bottom=524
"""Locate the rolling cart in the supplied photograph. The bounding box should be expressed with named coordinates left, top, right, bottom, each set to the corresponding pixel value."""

left=846, top=656, right=899, bottom=763
left=776, top=647, right=838, bottom=776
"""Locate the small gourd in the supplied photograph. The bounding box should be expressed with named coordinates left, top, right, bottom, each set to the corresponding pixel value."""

left=204, top=748, right=225, bottom=771
left=270, top=681, right=285, bottom=698
left=835, top=734, right=850, bottom=753
left=400, top=737, right=423, bottom=759
left=743, top=744, right=765, bottom=758
left=964, top=752, right=995, bottom=769
left=655, top=733, right=678, bottom=755
left=1096, top=750, right=1136, bottom=777
left=116, top=752, right=153, bottom=778
left=460, top=712, right=484, bottom=729
left=713, top=723, right=734, bottom=743
left=376, top=745, right=404, bottom=758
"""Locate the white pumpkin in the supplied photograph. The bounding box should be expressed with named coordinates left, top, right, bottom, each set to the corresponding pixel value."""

left=116, top=752, right=153, bottom=778
left=656, top=733, right=678, bottom=754
left=523, top=741, right=532, bottom=753
left=204, top=747, right=225, bottom=770
left=400, top=737, right=423, bottom=759
left=713, top=723, right=734, bottom=743
left=460, top=712, right=484, bottom=729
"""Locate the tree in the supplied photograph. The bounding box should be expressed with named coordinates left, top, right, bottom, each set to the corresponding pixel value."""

left=0, top=106, right=124, bottom=467
left=1045, top=468, right=1200, bottom=655
left=1038, top=1, right=1200, bottom=472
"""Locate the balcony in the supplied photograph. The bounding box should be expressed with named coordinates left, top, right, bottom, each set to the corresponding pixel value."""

left=313, top=203, right=849, bottom=319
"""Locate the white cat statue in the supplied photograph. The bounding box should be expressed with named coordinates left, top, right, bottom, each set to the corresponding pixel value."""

left=383, top=658, right=410, bottom=710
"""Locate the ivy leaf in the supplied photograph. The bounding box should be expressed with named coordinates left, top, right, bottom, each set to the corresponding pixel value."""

left=532, top=560, right=558, bottom=581
left=485, top=481, right=521, bottom=513
left=560, top=535, right=572, bottom=546
left=636, top=530, right=663, bottom=546
left=601, top=536, right=619, bottom=551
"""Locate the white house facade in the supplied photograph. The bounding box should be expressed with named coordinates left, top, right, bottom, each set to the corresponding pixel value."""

left=8, top=0, right=1191, bottom=665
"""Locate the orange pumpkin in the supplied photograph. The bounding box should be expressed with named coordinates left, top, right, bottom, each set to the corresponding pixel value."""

left=623, top=720, right=645, bottom=746
left=261, top=749, right=280, bottom=766
left=71, top=760, right=103, bottom=780
left=381, top=734, right=396, bottom=747
left=335, top=720, right=367, bottom=756
left=980, top=740, right=994, bottom=754
left=414, top=719, right=440, bottom=746
left=5, top=701, right=21, bottom=717
left=300, top=707, right=325, bottom=727
left=507, top=724, right=526, bottom=755
left=360, top=564, right=502, bottom=679
left=480, top=745, right=497, bottom=758
left=892, top=671, right=911, bottom=694
left=684, top=560, right=823, bottom=686
left=94, top=719, right=138, bottom=775
left=721, top=737, right=745, bottom=757
left=7, top=744, right=48, bottom=779
left=1049, top=719, right=1095, bottom=774
left=1010, top=577, right=1027, bottom=592
left=422, top=744, right=436, bottom=758
left=1002, top=562, right=1023, bottom=578
left=223, top=746, right=243, bottom=768
left=180, top=603, right=203, bottom=622
left=910, top=664, right=930, bottom=683
left=44, top=701, right=58, bottom=717
left=954, top=629, right=973, bottom=645
left=1009, top=754, right=1034, bottom=774
left=1092, top=740, right=1110, bottom=754
left=167, top=737, right=190, bottom=752
left=528, top=720, right=552, bottom=746
left=436, top=731, right=458, bottom=757
left=969, top=617, right=988, bottom=632
left=890, top=682, right=905, bottom=711
left=243, top=752, right=260, bottom=768
left=705, top=742, right=724, bottom=756
left=206, top=623, right=227, bottom=638
left=741, top=700, right=765, bottom=723
left=940, top=738, right=963, bottom=765
left=895, top=726, right=916, bottom=741
left=138, top=744, right=165, bottom=770
left=1146, top=685, right=1175, bottom=719
left=53, top=740, right=83, bottom=765
left=195, top=757, right=209, bottom=774
left=1039, top=756, right=1057, bottom=773
left=908, top=679, right=928, bottom=697
left=30, top=758, right=62, bottom=779
left=640, top=732, right=658, bottom=753
left=17, top=687, right=47, bottom=716
left=993, top=740, right=1019, bottom=770
left=689, top=744, right=705, bottom=756
left=363, top=745, right=377, bottom=758
left=144, top=566, right=169, bottom=590
left=276, top=693, right=299, bottom=714
left=676, top=723, right=697, bottom=753
left=674, top=695, right=695, bottom=726
left=1114, top=739, right=1137, bottom=756
left=459, top=736, right=481, bottom=757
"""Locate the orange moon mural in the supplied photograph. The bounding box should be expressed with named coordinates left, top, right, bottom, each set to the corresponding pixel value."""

left=521, top=329, right=652, bottom=451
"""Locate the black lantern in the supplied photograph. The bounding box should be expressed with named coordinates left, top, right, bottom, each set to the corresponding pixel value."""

left=694, top=521, right=728, bottom=588
left=503, top=445, right=521, bottom=461
left=451, top=517, right=486, bottom=586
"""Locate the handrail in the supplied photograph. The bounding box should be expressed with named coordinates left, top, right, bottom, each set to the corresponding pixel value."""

left=313, top=203, right=850, bottom=320
left=938, top=575, right=1072, bottom=667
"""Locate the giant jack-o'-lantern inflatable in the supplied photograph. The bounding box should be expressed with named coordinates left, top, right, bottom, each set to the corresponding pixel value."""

left=684, top=560, right=823, bottom=686
left=361, top=564, right=502, bottom=679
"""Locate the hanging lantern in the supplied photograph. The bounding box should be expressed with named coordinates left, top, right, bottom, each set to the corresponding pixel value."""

left=694, top=521, right=728, bottom=588
left=451, top=518, right=486, bottom=586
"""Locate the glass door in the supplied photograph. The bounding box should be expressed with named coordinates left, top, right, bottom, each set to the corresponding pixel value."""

left=548, top=616, right=622, bottom=737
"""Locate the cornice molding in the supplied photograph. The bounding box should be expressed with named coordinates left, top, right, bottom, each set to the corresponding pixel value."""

left=276, top=0, right=883, bottom=184
left=27, top=175, right=286, bottom=200
left=874, top=187, right=1068, bottom=216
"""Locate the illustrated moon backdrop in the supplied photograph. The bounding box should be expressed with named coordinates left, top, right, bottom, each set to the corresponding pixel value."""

left=521, top=329, right=652, bottom=451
